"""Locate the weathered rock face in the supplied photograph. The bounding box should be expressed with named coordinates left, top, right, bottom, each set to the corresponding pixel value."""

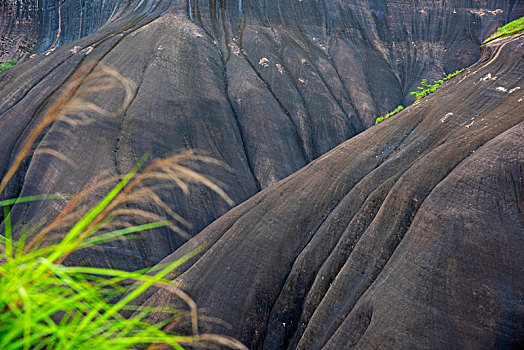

left=0, top=1, right=523, bottom=271
left=139, top=35, right=524, bottom=349
left=0, top=0, right=38, bottom=62
left=34, top=0, right=121, bottom=53
left=0, top=0, right=120, bottom=61
left=1, top=1, right=523, bottom=348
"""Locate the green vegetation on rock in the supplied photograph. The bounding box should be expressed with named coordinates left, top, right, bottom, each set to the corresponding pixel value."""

left=410, top=69, right=465, bottom=101
left=483, top=16, right=524, bottom=44
left=375, top=105, right=404, bottom=124
left=376, top=68, right=466, bottom=125
left=0, top=60, right=17, bottom=73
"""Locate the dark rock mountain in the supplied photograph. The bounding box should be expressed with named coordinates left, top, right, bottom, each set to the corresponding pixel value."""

left=0, top=0, right=524, bottom=349
left=1, top=0, right=522, bottom=271
left=139, top=35, right=524, bottom=349
left=0, top=3, right=523, bottom=347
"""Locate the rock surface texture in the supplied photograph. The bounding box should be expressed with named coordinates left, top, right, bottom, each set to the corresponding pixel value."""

left=0, top=0, right=120, bottom=61
left=0, top=1, right=523, bottom=349
left=0, top=0, right=38, bottom=62
left=140, top=35, right=524, bottom=349
left=0, top=1, right=523, bottom=266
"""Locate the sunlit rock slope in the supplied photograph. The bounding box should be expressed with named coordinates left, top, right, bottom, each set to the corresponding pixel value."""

left=0, top=1, right=522, bottom=270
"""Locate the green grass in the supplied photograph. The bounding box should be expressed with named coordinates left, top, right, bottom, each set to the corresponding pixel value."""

left=0, top=154, right=246, bottom=349
left=375, top=105, right=404, bottom=124
left=1, top=162, right=186, bottom=349
left=0, top=60, right=17, bottom=73
left=0, top=156, right=246, bottom=349
left=409, top=69, right=465, bottom=101
left=483, top=16, right=524, bottom=44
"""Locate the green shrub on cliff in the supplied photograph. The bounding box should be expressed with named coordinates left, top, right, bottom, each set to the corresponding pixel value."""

left=375, top=105, right=404, bottom=124
left=483, top=16, right=524, bottom=44
left=410, top=69, right=465, bottom=101
left=0, top=60, right=17, bottom=73
left=376, top=67, right=466, bottom=125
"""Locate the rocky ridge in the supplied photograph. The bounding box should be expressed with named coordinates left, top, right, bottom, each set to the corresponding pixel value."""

left=139, top=34, right=524, bottom=349
left=0, top=1, right=523, bottom=348
left=0, top=0, right=522, bottom=269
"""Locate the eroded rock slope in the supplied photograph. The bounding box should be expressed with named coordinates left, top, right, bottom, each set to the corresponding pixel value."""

left=140, top=34, right=524, bottom=349
left=0, top=1, right=522, bottom=270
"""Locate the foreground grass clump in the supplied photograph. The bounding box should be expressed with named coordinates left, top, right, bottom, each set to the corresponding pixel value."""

left=0, top=60, right=17, bottom=73
left=375, top=105, right=404, bottom=124
left=483, top=16, right=524, bottom=44
left=0, top=64, right=245, bottom=349
left=0, top=190, right=196, bottom=350
left=0, top=153, right=245, bottom=350
left=410, top=69, right=465, bottom=101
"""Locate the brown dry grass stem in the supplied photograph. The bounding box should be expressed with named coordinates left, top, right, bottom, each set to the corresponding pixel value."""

left=53, top=150, right=234, bottom=265
left=0, top=63, right=135, bottom=196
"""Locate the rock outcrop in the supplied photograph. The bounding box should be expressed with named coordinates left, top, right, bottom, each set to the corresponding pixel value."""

left=0, top=1, right=522, bottom=271
left=0, top=0, right=38, bottom=62
left=0, top=0, right=120, bottom=61
left=139, top=34, right=524, bottom=349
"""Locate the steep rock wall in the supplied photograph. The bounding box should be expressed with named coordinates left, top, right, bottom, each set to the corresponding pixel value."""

left=1, top=0, right=123, bottom=60
left=0, top=0, right=38, bottom=62
left=34, top=0, right=121, bottom=53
